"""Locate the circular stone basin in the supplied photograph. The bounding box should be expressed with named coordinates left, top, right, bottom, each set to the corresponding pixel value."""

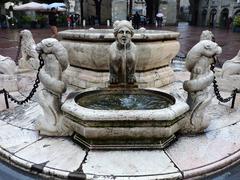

left=59, top=29, right=180, bottom=71
left=76, top=89, right=175, bottom=110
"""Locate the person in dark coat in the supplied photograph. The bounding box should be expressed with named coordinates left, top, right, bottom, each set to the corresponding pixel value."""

left=48, top=7, right=58, bottom=38
left=133, top=12, right=140, bottom=29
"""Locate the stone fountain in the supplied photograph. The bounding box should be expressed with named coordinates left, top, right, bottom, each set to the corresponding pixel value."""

left=60, top=21, right=189, bottom=149
left=36, top=21, right=224, bottom=150
left=2, top=23, right=239, bottom=179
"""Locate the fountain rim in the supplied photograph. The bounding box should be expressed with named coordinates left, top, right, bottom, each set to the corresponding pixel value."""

left=61, top=88, right=190, bottom=121
left=58, top=29, right=180, bottom=42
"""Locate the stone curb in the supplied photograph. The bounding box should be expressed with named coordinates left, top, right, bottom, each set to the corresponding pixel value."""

left=0, top=146, right=70, bottom=179
left=182, top=148, right=240, bottom=179
left=0, top=141, right=240, bottom=179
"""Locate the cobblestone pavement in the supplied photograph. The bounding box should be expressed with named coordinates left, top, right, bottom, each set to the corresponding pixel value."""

left=0, top=23, right=239, bottom=66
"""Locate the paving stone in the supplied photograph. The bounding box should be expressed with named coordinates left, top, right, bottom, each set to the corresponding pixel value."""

left=166, top=122, right=240, bottom=172
left=83, top=150, right=181, bottom=177
left=15, top=137, right=86, bottom=172
left=0, top=124, right=40, bottom=153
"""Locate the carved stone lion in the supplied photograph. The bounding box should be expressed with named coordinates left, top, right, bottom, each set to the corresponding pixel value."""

left=19, top=29, right=38, bottom=70
left=182, top=40, right=222, bottom=133
left=222, top=50, right=240, bottom=77
left=0, top=55, right=16, bottom=75
left=35, top=38, right=72, bottom=136
left=200, top=30, right=215, bottom=42
left=184, top=40, right=222, bottom=92
left=109, top=20, right=137, bottom=84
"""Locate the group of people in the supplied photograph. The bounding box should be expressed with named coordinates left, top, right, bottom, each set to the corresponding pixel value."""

left=129, top=11, right=164, bottom=29
left=67, top=14, right=80, bottom=28
left=48, top=8, right=81, bottom=38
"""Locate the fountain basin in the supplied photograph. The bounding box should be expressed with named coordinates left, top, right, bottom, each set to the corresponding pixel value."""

left=62, top=88, right=189, bottom=149
left=59, top=29, right=180, bottom=88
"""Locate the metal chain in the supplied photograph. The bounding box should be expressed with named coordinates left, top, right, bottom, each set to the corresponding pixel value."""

left=210, top=56, right=237, bottom=103
left=14, top=35, right=22, bottom=65
left=0, top=52, right=44, bottom=106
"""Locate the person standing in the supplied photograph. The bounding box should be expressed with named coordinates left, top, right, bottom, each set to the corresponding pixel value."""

left=133, top=12, right=140, bottom=29
left=48, top=7, right=58, bottom=38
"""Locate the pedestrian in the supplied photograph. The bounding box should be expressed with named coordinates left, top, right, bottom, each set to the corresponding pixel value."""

left=67, top=15, right=71, bottom=28
left=133, top=12, right=140, bottom=29
left=156, top=12, right=164, bottom=27
left=0, top=14, right=4, bottom=29
left=227, top=16, right=233, bottom=30
left=48, top=7, right=58, bottom=38
left=70, top=14, right=74, bottom=28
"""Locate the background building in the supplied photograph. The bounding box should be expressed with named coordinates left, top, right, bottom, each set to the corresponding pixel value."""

left=76, top=0, right=180, bottom=26
left=198, top=0, right=240, bottom=28
left=0, top=0, right=192, bottom=27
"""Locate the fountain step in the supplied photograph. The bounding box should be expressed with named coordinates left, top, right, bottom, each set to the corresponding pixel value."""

left=73, top=133, right=176, bottom=150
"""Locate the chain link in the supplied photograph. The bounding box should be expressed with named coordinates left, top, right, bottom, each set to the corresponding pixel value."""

left=0, top=52, right=44, bottom=106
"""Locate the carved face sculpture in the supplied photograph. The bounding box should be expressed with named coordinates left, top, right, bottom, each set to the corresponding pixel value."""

left=116, top=26, right=132, bottom=45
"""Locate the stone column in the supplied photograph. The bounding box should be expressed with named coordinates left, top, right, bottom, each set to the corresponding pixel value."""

left=112, top=0, right=127, bottom=23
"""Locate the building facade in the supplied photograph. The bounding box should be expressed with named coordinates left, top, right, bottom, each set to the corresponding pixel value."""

left=74, top=0, right=178, bottom=26
left=198, top=0, right=240, bottom=27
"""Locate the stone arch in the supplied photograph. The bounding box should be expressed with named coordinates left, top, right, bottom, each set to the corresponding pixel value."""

left=233, top=9, right=240, bottom=16
left=220, top=8, right=229, bottom=28
left=209, top=8, right=217, bottom=27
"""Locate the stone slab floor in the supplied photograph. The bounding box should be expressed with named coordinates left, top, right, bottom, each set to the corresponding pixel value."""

left=0, top=69, right=240, bottom=179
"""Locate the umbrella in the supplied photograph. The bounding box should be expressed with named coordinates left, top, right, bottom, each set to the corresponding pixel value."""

left=156, top=12, right=164, bottom=18
left=13, top=2, right=48, bottom=11
left=47, top=3, right=66, bottom=9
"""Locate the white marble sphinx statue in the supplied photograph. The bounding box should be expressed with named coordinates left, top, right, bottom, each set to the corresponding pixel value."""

left=182, top=39, right=222, bottom=133
left=109, top=20, right=137, bottom=85
left=35, top=38, right=72, bottom=136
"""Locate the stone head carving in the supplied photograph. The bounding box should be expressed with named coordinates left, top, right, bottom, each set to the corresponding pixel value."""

left=185, top=40, right=222, bottom=74
left=109, top=20, right=137, bottom=85
left=36, top=38, right=68, bottom=72
left=113, top=20, right=134, bottom=46
left=19, top=29, right=38, bottom=70
left=200, top=30, right=215, bottom=42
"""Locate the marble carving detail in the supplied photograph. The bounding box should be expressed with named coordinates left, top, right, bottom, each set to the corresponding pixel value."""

left=182, top=39, right=222, bottom=133
left=109, top=20, right=137, bottom=84
left=35, top=38, right=72, bottom=136
left=0, top=55, right=17, bottom=75
left=19, top=29, right=39, bottom=70
left=200, top=30, right=215, bottom=41
left=222, top=50, right=240, bottom=77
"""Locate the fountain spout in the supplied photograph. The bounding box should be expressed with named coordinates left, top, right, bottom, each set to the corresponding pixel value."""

left=109, top=20, right=137, bottom=88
